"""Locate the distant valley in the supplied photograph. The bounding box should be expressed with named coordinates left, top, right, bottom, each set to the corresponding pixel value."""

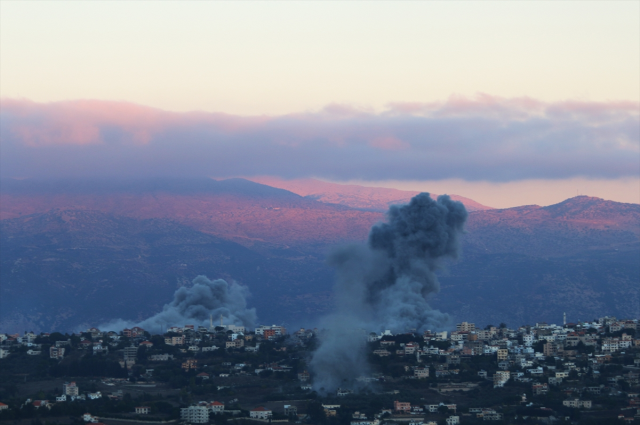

left=1, top=178, right=638, bottom=333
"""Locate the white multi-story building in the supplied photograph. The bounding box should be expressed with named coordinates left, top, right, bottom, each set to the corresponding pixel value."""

left=149, top=354, right=173, bottom=361
left=456, top=322, right=475, bottom=332
left=450, top=332, right=466, bottom=343
left=63, top=382, right=79, bottom=396
left=434, top=331, right=448, bottom=340
left=562, top=399, right=592, bottom=409
left=602, top=338, right=620, bottom=353
left=404, top=342, right=418, bottom=355
left=493, top=371, right=510, bottom=388
left=180, top=406, right=209, bottom=424
left=255, top=325, right=286, bottom=336
left=250, top=407, right=272, bottom=419
left=476, top=330, right=494, bottom=340
left=446, top=416, right=460, bottom=425
left=50, top=346, right=65, bottom=359
left=164, top=336, right=185, bottom=346
left=484, top=345, right=499, bottom=355
left=523, top=334, right=535, bottom=346
left=414, top=367, right=429, bottom=378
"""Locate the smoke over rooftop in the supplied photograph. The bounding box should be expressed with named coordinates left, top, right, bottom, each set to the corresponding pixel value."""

left=101, top=275, right=257, bottom=333
left=309, top=193, right=467, bottom=392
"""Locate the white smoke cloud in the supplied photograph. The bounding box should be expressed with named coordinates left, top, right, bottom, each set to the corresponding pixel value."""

left=100, top=275, right=257, bottom=333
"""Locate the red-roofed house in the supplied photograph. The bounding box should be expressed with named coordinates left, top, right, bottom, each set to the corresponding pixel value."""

left=209, top=401, right=224, bottom=414
left=250, top=407, right=272, bottom=419
left=197, top=372, right=210, bottom=380
left=404, top=342, right=418, bottom=355
left=32, top=400, right=49, bottom=409
left=131, top=327, right=145, bottom=336
left=140, top=341, right=153, bottom=348
left=0, top=402, right=9, bottom=410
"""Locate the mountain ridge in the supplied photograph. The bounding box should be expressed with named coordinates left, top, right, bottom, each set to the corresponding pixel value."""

left=245, top=176, right=493, bottom=212
left=1, top=179, right=638, bottom=332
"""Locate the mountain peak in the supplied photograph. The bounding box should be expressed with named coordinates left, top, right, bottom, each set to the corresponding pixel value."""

left=543, top=195, right=639, bottom=215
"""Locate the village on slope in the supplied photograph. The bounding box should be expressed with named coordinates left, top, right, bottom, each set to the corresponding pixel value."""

left=0, top=316, right=639, bottom=424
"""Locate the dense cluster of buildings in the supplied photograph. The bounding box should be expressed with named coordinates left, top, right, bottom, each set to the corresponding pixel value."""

left=1, top=315, right=639, bottom=423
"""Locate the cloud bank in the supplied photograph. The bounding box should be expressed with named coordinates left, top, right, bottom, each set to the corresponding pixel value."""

left=1, top=95, right=637, bottom=182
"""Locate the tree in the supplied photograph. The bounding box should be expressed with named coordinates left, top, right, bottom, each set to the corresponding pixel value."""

left=306, top=401, right=326, bottom=425
left=137, top=346, right=148, bottom=363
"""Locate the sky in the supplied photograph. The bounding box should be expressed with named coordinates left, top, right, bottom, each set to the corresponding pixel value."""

left=1, top=1, right=639, bottom=208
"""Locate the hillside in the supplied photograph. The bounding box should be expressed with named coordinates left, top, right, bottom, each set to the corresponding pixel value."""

left=0, top=178, right=379, bottom=246
left=0, top=210, right=334, bottom=332
left=435, top=245, right=640, bottom=328
left=465, top=196, right=640, bottom=257
left=0, top=178, right=638, bottom=332
left=438, top=196, right=640, bottom=325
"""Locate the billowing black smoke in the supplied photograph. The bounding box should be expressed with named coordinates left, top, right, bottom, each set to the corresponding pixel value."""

left=101, top=275, right=257, bottom=333
left=310, top=193, right=467, bottom=392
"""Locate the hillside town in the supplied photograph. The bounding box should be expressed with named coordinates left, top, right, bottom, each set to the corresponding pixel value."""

left=1, top=316, right=639, bottom=425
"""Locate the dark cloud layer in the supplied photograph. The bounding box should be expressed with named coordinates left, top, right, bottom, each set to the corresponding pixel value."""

left=1, top=96, right=637, bottom=182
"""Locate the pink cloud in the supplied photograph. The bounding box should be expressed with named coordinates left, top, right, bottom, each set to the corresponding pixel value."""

left=0, top=96, right=637, bottom=182
left=1, top=99, right=172, bottom=146
left=1, top=99, right=274, bottom=146
left=369, top=136, right=410, bottom=150
left=386, top=93, right=638, bottom=121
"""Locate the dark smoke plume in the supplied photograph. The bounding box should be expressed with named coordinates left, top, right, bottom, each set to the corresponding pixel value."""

left=310, top=193, right=467, bottom=392
left=101, top=275, right=257, bottom=333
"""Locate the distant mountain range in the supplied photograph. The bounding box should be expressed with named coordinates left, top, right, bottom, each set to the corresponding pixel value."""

left=0, top=178, right=378, bottom=246
left=1, top=178, right=638, bottom=332
left=246, top=176, right=493, bottom=212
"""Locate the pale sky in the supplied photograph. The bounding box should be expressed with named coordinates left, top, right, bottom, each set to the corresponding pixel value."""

left=2, top=1, right=638, bottom=115
left=342, top=178, right=640, bottom=209
left=1, top=1, right=638, bottom=207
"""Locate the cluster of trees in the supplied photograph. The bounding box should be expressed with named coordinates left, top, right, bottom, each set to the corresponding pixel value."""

left=50, top=355, right=127, bottom=378
left=0, top=391, right=179, bottom=422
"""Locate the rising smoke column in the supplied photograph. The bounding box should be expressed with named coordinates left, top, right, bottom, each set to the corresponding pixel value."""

left=101, top=275, right=257, bottom=333
left=310, top=193, right=467, bottom=392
